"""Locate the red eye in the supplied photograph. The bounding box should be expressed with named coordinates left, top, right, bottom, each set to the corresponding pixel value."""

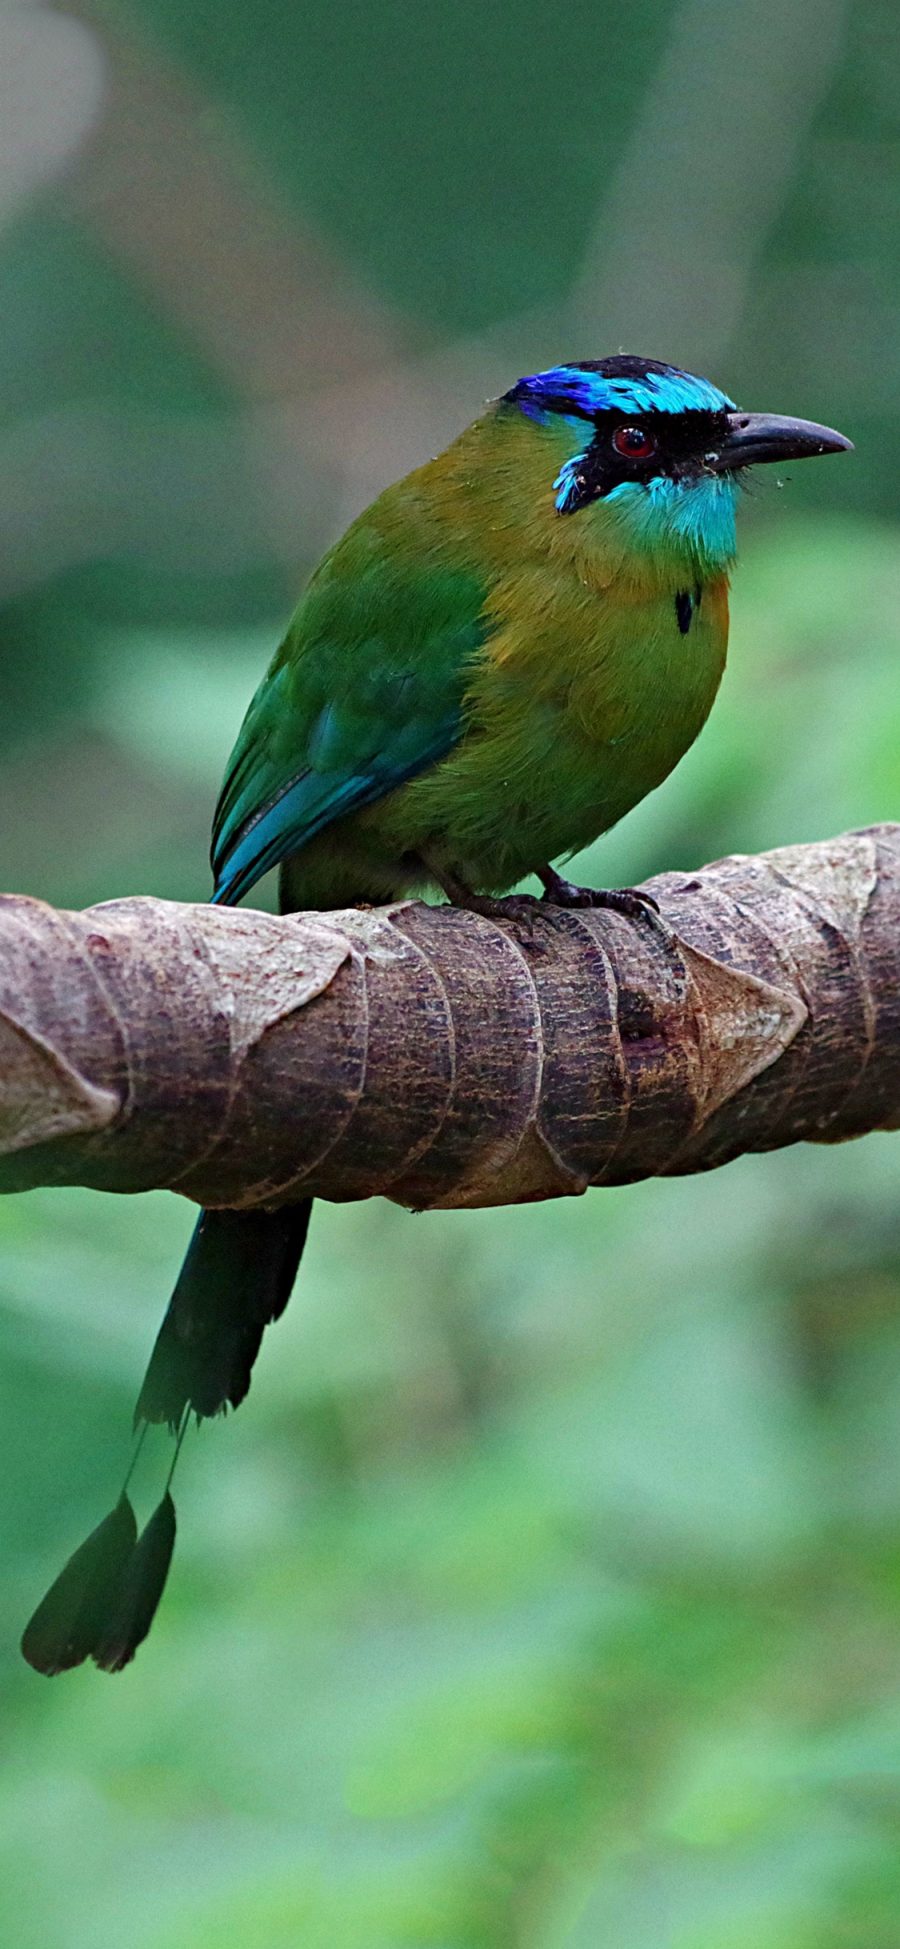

left=612, top=424, right=657, bottom=460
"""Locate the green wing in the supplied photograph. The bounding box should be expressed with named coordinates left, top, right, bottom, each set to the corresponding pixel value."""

left=211, top=550, right=487, bottom=905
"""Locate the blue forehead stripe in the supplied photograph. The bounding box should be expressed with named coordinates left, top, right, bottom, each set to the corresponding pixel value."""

left=512, top=365, right=735, bottom=420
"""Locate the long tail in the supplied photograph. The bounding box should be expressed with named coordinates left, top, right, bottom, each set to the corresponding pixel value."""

left=134, top=1202, right=313, bottom=1429
left=22, top=1202, right=313, bottom=1675
left=23, top=823, right=316, bottom=1676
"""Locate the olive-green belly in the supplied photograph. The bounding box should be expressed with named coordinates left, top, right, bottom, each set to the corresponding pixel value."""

left=383, top=583, right=727, bottom=885
left=283, top=578, right=728, bottom=906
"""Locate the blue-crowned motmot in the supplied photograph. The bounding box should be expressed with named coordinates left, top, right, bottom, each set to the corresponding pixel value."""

left=22, top=355, right=850, bottom=1672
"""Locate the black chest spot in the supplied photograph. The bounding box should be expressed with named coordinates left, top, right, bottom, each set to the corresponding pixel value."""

left=675, top=586, right=703, bottom=636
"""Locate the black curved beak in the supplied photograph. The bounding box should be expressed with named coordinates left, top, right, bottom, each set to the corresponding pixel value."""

left=707, top=412, right=853, bottom=472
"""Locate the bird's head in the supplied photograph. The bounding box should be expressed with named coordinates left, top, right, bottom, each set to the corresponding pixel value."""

left=501, top=355, right=851, bottom=573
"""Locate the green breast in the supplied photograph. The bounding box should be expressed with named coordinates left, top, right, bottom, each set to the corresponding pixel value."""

left=366, top=543, right=729, bottom=890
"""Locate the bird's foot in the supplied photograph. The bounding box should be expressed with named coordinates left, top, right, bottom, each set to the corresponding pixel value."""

left=538, top=867, right=676, bottom=950
left=453, top=886, right=543, bottom=935
left=420, top=857, right=543, bottom=938
left=487, top=893, right=544, bottom=934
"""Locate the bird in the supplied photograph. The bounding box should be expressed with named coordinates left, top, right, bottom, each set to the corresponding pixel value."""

left=21, top=354, right=851, bottom=1674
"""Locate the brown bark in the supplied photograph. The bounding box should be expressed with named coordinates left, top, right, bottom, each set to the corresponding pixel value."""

left=0, top=826, right=897, bottom=1213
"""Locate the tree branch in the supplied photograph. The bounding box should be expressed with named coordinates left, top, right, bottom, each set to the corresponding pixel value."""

left=0, top=825, right=897, bottom=1212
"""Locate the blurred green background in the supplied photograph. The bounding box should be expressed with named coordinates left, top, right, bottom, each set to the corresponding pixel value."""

left=2, top=1, right=900, bottom=1943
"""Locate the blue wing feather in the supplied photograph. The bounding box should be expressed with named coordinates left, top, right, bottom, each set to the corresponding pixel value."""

left=211, top=714, right=460, bottom=905
left=209, top=562, right=486, bottom=903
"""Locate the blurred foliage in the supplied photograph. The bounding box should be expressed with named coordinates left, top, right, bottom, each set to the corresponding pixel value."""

left=0, top=0, right=899, bottom=1944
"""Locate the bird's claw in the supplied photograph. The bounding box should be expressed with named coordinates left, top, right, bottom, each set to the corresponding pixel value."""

left=469, top=891, right=543, bottom=938
left=540, top=872, right=677, bottom=953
